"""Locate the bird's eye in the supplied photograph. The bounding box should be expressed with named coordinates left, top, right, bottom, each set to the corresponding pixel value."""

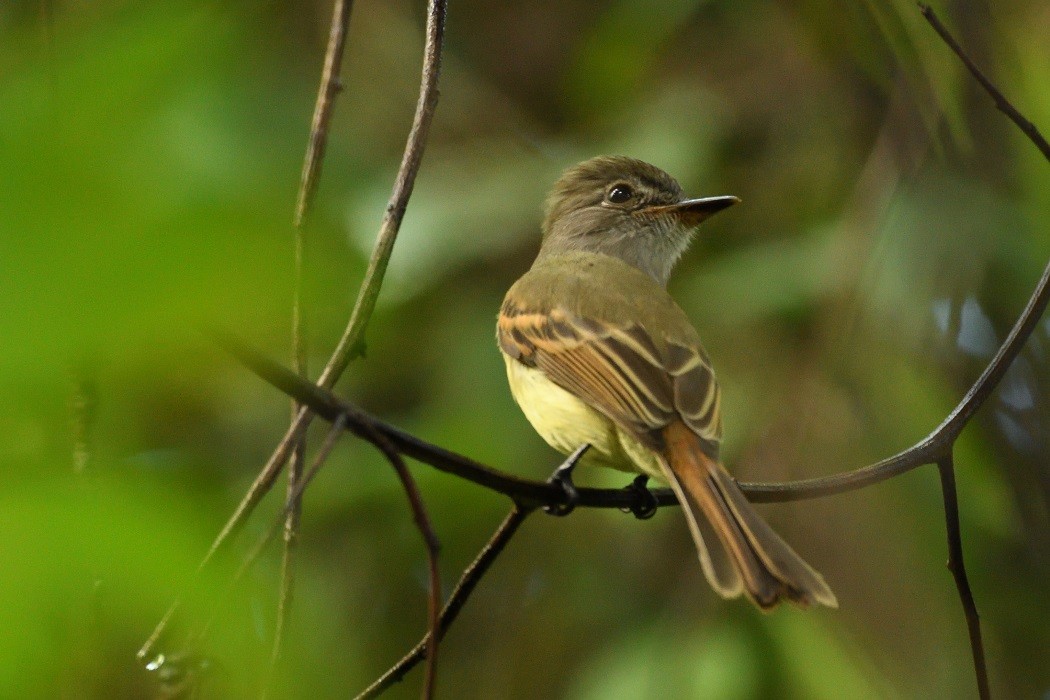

left=606, top=184, right=633, bottom=204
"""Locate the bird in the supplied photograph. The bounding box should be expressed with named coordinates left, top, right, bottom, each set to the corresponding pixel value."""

left=497, top=155, right=836, bottom=609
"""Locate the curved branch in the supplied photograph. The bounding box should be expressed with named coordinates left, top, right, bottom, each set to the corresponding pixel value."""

left=220, top=239, right=1047, bottom=507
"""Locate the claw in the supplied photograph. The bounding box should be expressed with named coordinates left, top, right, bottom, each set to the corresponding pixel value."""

left=544, top=444, right=589, bottom=516
left=620, top=474, right=658, bottom=520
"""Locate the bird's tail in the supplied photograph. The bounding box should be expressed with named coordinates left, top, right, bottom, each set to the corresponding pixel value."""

left=659, top=422, right=837, bottom=610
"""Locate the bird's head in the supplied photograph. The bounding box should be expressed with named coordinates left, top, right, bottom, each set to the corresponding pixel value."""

left=540, top=155, right=738, bottom=285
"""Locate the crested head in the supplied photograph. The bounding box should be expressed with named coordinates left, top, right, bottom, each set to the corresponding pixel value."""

left=538, top=156, right=738, bottom=286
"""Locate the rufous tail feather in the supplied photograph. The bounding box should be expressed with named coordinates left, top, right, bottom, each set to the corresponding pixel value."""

left=659, top=422, right=837, bottom=610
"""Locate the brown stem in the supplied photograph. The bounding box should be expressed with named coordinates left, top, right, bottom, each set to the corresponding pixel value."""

left=354, top=505, right=533, bottom=700
left=317, top=0, right=447, bottom=386
left=294, top=0, right=354, bottom=231
left=355, top=421, right=442, bottom=700
left=936, top=452, right=989, bottom=700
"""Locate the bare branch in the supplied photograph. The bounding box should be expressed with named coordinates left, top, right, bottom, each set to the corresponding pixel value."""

left=936, top=452, right=989, bottom=700
left=217, top=326, right=1038, bottom=509
left=294, top=0, right=355, bottom=230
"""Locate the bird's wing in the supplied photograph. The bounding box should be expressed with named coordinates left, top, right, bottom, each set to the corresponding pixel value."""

left=498, top=298, right=722, bottom=453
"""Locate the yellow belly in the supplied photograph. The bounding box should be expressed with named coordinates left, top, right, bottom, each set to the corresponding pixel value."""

left=503, top=354, right=665, bottom=480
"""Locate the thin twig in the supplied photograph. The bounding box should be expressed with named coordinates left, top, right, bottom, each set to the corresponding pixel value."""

left=919, top=4, right=1050, bottom=161
left=137, top=412, right=311, bottom=665
left=913, top=11, right=1050, bottom=693
left=272, top=0, right=355, bottom=680
left=935, top=451, right=989, bottom=700
left=138, top=0, right=448, bottom=662
left=294, top=0, right=355, bottom=230
left=146, top=418, right=348, bottom=698
left=354, top=505, right=533, bottom=700
left=355, top=421, right=442, bottom=700
left=272, top=354, right=306, bottom=669
left=318, top=0, right=447, bottom=385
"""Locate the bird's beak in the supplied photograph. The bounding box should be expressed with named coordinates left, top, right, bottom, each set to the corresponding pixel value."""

left=642, top=195, right=740, bottom=227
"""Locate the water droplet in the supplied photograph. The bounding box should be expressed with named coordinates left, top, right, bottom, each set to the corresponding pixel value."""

left=145, top=654, right=165, bottom=672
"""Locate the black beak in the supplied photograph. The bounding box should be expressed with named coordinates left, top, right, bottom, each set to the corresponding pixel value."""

left=643, top=195, right=740, bottom=227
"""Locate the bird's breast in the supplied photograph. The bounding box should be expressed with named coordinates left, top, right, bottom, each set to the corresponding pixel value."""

left=503, top=354, right=665, bottom=479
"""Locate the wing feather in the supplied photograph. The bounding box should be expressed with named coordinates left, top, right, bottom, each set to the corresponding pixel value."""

left=668, top=341, right=723, bottom=449
left=498, top=300, right=721, bottom=455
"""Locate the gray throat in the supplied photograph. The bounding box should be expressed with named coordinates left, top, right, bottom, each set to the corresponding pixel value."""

left=538, top=218, right=691, bottom=287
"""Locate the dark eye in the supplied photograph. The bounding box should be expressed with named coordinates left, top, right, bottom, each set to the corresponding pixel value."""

left=607, top=184, right=633, bottom=204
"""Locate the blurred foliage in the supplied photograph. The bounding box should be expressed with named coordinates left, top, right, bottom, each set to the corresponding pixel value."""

left=2, top=0, right=1048, bottom=698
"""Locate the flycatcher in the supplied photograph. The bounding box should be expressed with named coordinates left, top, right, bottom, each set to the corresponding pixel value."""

left=497, top=156, right=836, bottom=609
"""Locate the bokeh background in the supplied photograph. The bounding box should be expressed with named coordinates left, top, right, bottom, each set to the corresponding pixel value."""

left=2, top=0, right=1048, bottom=697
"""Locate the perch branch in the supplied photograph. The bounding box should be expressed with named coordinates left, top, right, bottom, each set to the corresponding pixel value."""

left=221, top=255, right=1047, bottom=504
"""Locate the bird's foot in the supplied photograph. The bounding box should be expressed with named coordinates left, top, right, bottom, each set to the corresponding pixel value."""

left=544, top=444, right=589, bottom=516
left=621, top=474, right=658, bottom=520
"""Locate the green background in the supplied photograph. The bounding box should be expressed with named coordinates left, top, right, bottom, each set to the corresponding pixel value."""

left=2, top=0, right=1048, bottom=697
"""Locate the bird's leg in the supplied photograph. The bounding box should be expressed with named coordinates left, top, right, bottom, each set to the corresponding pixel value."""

left=621, top=474, right=658, bottom=520
left=544, top=444, right=589, bottom=516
